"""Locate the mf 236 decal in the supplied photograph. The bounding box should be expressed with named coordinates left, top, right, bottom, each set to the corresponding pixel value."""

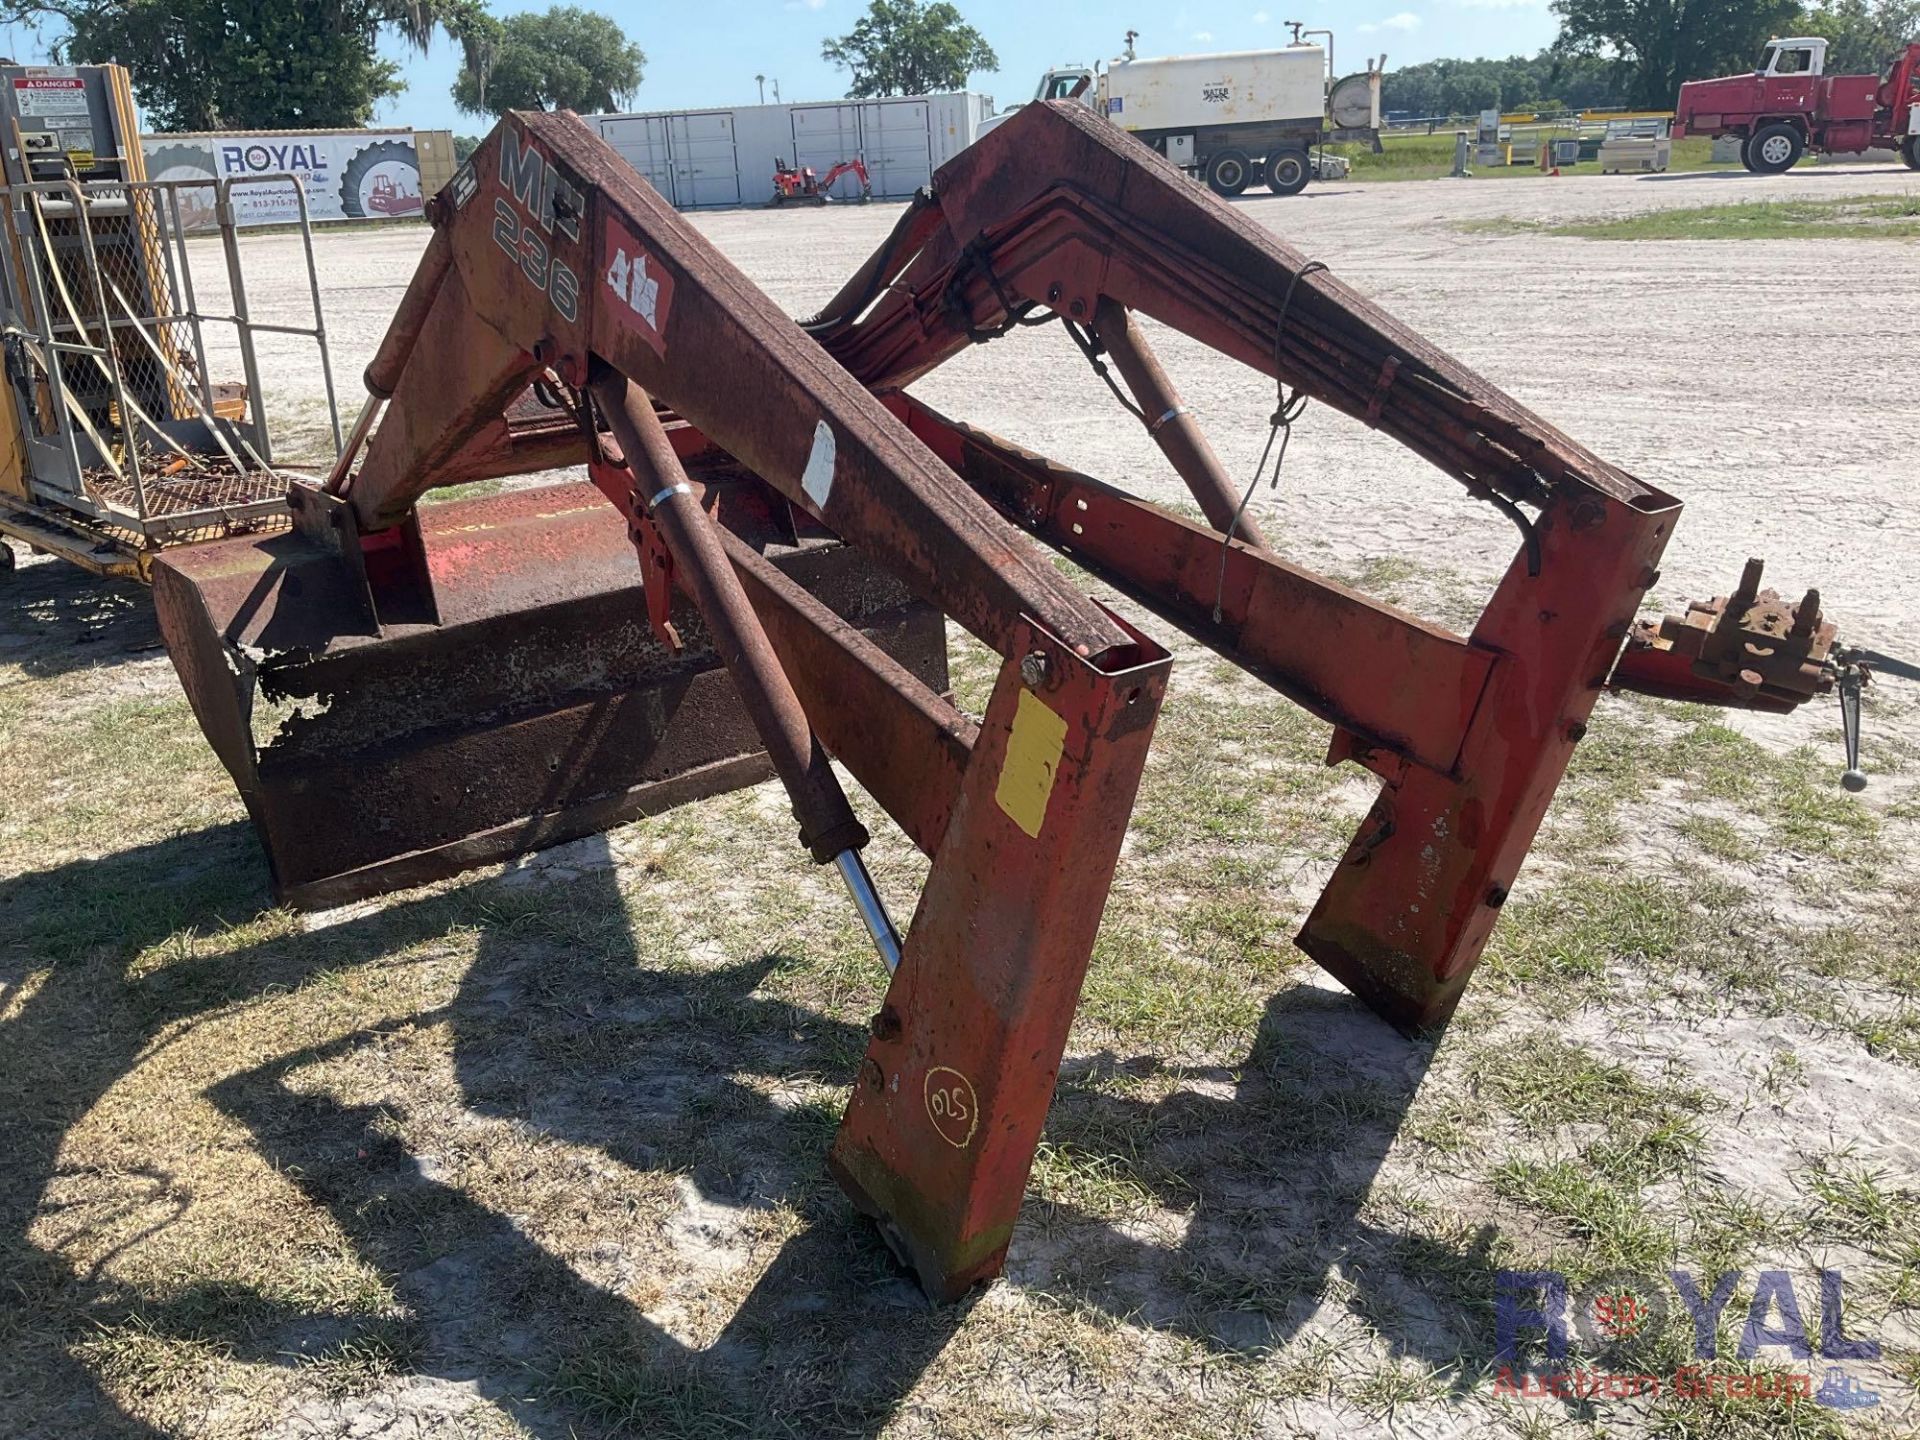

left=492, top=126, right=584, bottom=323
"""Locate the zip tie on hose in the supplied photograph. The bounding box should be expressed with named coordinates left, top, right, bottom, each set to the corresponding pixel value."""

left=1213, top=259, right=1328, bottom=623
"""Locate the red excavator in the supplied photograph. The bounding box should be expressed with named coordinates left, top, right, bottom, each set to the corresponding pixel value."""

left=769, top=154, right=872, bottom=205
left=151, top=102, right=1865, bottom=1302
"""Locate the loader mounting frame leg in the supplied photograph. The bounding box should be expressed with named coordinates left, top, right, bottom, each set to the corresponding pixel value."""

left=830, top=616, right=1168, bottom=1298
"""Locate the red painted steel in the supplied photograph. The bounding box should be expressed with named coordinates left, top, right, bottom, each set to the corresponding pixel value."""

left=155, top=98, right=1845, bottom=1306
left=831, top=612, right=1170, bottom=1298
left=351, top=111, right=1128, bottom=666
left=823, top=103, right=1830, bottom=1033
left=157, top=106, right=1177, bottom=1303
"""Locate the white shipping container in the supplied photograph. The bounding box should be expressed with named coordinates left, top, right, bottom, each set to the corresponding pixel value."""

left=1103, top=47, right=1325, bottom=134
left=857, top=97, right=933, bottom=198
left=929, top=92, right=993, bottom=169
left=594, top=91, right=992, bottom=209
left=791, top=102, right=865, bottom=197
left=668, top=110, right=740, bottom=207
left=730, top=104, right=800, bottom=204
left=599, top=113, right=674, bottom=200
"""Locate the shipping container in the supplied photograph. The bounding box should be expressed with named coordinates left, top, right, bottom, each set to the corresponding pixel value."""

left=599, top=113, right=674, bottom=197
left=667, top=109, right=741, bottom=207
left=593, top=91, right=994, bottom=209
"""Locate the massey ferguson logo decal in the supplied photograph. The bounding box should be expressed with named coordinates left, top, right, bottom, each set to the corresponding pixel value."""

left=492, top=127, right=583, bottom=323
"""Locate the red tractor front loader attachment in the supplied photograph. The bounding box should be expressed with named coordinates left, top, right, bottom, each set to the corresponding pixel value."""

left=153, top=102, right=1845, bottom=1300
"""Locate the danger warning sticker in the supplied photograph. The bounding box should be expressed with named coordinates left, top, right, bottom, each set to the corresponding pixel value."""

left=13, top=77, right=88, bottom=118
left=600, top=212, right=673, bottom=356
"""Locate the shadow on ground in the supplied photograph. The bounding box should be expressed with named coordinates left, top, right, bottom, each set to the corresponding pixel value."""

left=0, top=549, right=159, bottom=679
left=1028, top=990, right=1495, bottom=1382
left=1, top=823, right=1488, bottom=1435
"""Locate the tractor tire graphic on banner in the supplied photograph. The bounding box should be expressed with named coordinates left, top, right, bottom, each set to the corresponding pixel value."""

left=144, top=141, right=220, bottom=230
left=339, top=140, right=425, bottom=219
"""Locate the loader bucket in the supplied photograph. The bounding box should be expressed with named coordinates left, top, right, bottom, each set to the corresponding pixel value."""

left=153, top=453, right=947, bottom=909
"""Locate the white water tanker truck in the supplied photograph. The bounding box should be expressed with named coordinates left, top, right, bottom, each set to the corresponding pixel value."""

left=979, top=28, right=1384, bottom=196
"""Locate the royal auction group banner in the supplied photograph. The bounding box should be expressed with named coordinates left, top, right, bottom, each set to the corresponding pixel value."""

left=141, top=130, right=429, bottom=229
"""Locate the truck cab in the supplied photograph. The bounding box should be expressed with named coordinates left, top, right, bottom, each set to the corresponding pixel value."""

left=1758, top=36, right=1828, bottom=77
left=974, top=67, right=1097, bottom=140
left=1034, top=68, right=1096, bottom=102
left=1753, top=36, right=1827, bottom=116
left=1675, top=35, right=1920, bottom=172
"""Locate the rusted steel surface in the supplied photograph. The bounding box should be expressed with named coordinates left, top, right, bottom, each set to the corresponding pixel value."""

left=155, top=106, right=1174, bottom=1302
left=589, top=369, right=867, bottom=861
left=363, top=223, right=452, bottom=399
left=348, top=110, right=1127, bottom=666
left=721, top=528, right=977, bottom=860
left=1300, top=486, right=1677, bottom=1031
left=819, top=102, right=1711, bottom=1032
left=155, top=100, right=1848, bottom=1305
left=830, top=613, right=1170, bottom=1299
left=1612, top=558, right=1837, bottom=713
left=153, top=474, right=946, bottom=907
left=1091, top=296, right=1268, bottom=548
left=899, top=395, right=1678, bottom=1032
left=901, top=399, right=1493, bottom=777
left=818, top=101, right=1651, bottom=514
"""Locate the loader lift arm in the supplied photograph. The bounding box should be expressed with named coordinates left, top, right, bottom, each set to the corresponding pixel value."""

left=152, top=101, right=1847, bottom=1304
left=157, top=106, right=1176, bottom=1303
left=806, top=101, right=1838, bottom=1031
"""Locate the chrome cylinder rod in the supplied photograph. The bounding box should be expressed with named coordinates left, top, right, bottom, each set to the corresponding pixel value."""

left=835, top=848, right=903, bottom=974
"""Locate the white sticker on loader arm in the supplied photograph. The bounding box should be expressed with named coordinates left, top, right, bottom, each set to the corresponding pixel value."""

left=802, top=420, right=836, bottom=510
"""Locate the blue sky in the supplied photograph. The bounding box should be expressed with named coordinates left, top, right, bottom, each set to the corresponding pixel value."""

left=0, top=1, right=1562, bottom=135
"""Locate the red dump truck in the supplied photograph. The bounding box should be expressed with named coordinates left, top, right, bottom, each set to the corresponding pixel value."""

left=1673, top=36, right=1920, bottom=172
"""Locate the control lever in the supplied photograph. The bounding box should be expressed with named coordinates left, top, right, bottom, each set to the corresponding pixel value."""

left=1838, top=659, right=1869, bottom=793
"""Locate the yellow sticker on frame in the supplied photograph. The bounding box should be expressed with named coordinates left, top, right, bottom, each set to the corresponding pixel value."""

left=995, top=687, right=1068, bottom=839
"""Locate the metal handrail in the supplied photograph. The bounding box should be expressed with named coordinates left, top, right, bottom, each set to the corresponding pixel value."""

left=0, top=172, right=344, bottom=532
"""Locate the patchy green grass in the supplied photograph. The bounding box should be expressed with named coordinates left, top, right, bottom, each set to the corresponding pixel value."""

left=3, top=546, right=1916, bottom=1437
left=1461, top=193, right=1920, bottom=241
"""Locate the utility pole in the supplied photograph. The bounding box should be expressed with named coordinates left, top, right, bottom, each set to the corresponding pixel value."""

left=772, top=78, right=782, bottom=103
left=755, top=74, right=766, bottom=104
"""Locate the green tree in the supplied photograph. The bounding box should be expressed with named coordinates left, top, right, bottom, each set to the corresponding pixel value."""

left=1552, top=0, right=1803, bottom=108
left=822, top=0, right=997, bottom=98
left=1801, top=0, right=1920, bottom=73
left=1381, top=52, right=1627, bottom=120
left=1, top=0, right=497, bottom=130
left=453, top=6, right=644, bottom=117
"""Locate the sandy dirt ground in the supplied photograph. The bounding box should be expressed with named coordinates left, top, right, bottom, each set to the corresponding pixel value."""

left=4, top=161, right=1919, bottom=1439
